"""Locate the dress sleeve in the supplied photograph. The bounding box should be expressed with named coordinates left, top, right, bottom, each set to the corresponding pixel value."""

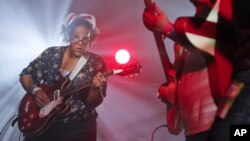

left=20, top=48, right=50, bottom=84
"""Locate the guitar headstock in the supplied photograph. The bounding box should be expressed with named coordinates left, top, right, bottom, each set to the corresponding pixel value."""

left=113, top=62, right=142, bottom=77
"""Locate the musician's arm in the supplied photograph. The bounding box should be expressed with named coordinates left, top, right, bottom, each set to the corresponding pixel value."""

left=173, top=43, right=186, bottom=70
left=20, top=75, right=39, bottom=94
left=87, top=71, right=107, bottom=108
left=20, top=74, right=49, bottom=107
left=87, top=87, right=105, bottom=108
left=143, top=3, right=179, bottom=42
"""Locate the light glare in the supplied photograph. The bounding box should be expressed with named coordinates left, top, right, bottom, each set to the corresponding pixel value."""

left=115, top=49, right=130, bottom=64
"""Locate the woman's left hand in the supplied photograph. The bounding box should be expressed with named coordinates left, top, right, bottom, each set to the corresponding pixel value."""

left=92, top=72, right=106, bottom=88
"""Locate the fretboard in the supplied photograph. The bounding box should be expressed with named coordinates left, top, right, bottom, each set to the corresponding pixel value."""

left=60, top=71, right=114, bottom=97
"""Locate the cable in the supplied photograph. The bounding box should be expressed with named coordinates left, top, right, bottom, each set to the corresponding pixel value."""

left=19, top=131, right=23, bottom=141
left=12, top=116, right=19, bottom=127
left=0, top=115, right=18, bottom=136
left=151, top=124, right=167, bottom=141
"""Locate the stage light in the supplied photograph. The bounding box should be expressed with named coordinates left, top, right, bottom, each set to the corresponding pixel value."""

left=115, top=49, right=130, bottom=64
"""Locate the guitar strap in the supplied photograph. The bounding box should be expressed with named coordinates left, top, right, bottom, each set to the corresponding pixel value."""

left=69, top=55, right=88, bottom=81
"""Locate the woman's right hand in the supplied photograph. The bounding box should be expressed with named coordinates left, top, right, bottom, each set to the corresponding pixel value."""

left=34, top=89, right=50, bottom=107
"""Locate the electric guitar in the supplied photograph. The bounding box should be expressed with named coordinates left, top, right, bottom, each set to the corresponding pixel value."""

left=143, top=0, right=182, bottom=135
left=18, top=62, right=141, bottom=136
left=143, top=0, right=177, bottom=105
left=144, top=0, right=183, bottom=134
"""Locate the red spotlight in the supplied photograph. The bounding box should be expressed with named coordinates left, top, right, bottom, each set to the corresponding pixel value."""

left=115, top=49, right=130, bottom=64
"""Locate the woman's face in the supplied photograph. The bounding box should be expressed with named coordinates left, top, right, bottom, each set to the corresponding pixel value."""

left=69, top=25, right=91, bottom=57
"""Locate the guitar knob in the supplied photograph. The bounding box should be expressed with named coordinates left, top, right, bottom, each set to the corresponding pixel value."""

left=27, top=122, right=31, bottom=127
left=29, top=114, right=34, bottom=119
left=23, top=118, right=27, bottom=123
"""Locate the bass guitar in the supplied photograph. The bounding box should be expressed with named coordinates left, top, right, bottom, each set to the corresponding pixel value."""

left=143, top=0, right=182, bottom=134
left=18, top=62, right=141, bottom=136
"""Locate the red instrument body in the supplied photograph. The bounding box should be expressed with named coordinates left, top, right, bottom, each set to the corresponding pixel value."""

left=18, top=77, right=71, bottom=135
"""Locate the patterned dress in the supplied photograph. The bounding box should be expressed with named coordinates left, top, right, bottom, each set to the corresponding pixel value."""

left=21, top=46, right=107, bottom=141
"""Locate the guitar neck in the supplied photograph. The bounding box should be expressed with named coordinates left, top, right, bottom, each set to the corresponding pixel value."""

left=144, top=0, right=153, bottom=8
left=60, top=71, right=114, bottom=97
left=144, top=0, right=174, bottom=80
left=59, top=62, right=141, bottom=97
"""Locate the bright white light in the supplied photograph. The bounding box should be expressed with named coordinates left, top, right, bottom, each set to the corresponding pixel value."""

left=115, top=49, right=130, bottom=64
left=0, top=0, right=71, bottom=140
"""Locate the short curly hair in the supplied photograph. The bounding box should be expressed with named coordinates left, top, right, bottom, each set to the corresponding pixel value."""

left=61, top=16, right=99, bottom=43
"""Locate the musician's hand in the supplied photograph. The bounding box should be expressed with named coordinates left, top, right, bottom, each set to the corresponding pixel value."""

left=92, top=72, right=106, bottom=88
left=157, top=79, right=177, bottom=106
left=143, top=2, right=171, bottom=34
left=34, top=89, right=50, bottom=107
